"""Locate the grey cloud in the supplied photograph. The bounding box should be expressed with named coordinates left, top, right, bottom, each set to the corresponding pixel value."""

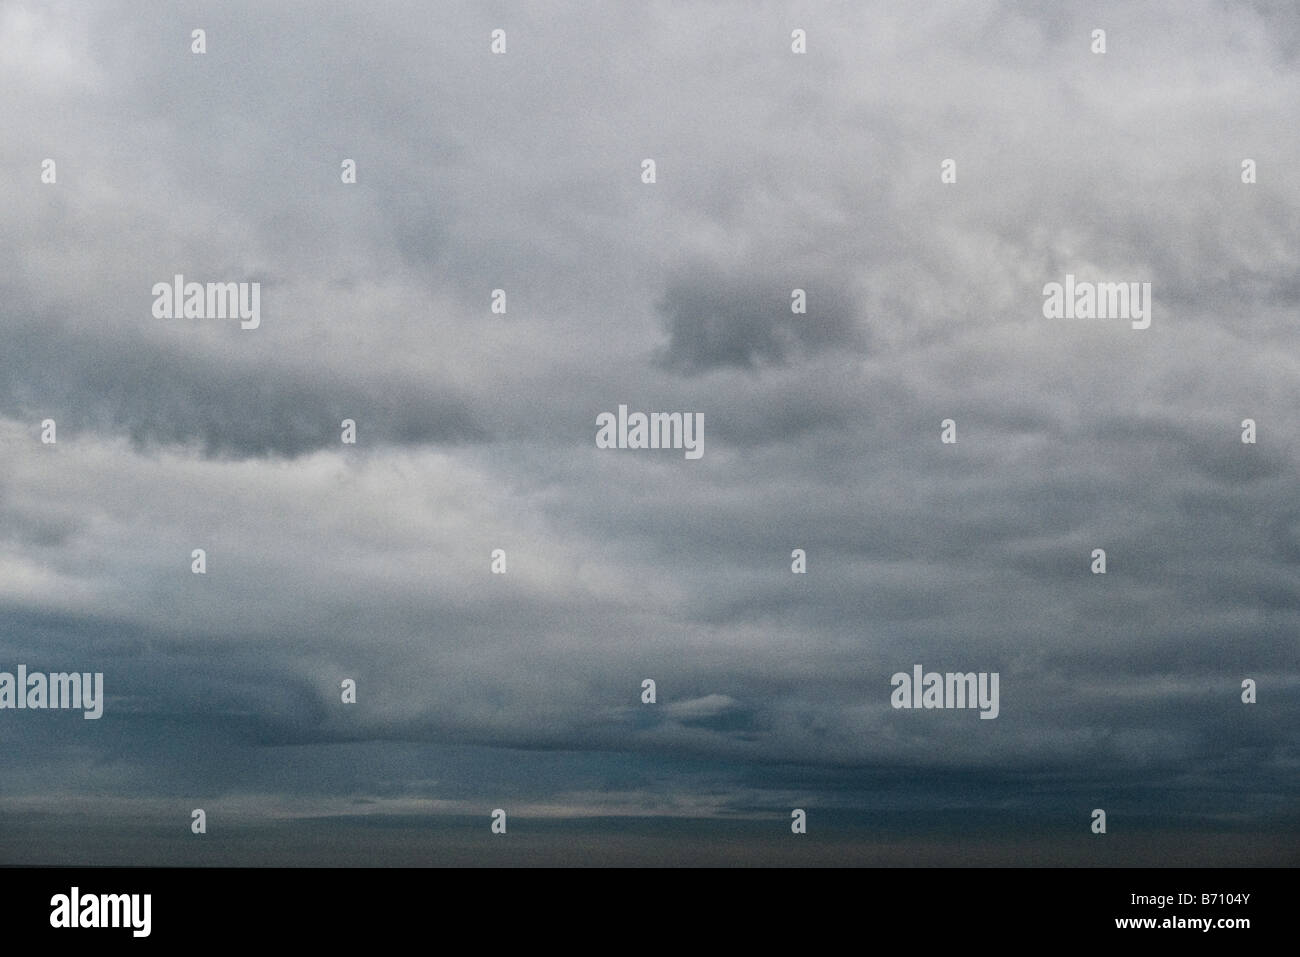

left=655, top=263, right=866, bottom=375
left=0, top=316, right=488, bottom=457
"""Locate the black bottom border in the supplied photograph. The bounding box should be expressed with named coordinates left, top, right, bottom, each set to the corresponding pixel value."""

left=1, top=866, right=1287, bottom=944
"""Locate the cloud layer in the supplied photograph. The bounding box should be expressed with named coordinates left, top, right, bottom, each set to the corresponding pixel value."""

left=1, top=0, right=1297, bottom=864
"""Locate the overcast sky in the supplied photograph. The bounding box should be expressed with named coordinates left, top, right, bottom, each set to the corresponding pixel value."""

left=1, top=0, right=1297, bottom=865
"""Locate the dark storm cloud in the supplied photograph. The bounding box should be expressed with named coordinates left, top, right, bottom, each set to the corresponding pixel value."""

left=655, top=262, right=866, bottom=374
left=0, top=315, right=488, bottom=457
